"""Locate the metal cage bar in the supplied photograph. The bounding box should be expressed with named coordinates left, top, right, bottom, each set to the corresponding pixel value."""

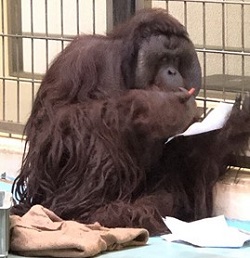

left=0, top=0, right=250, bottom=136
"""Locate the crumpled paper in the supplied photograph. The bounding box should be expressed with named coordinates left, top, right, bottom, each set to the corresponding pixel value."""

left=162, top=215, right=250, bottom=248
left=166, top=102, right=233, bottom=143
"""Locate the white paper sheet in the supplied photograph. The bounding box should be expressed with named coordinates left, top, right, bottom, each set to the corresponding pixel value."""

left=162, top=215, right=250, bottom=248
left=166, top=102, right=233, bottom=144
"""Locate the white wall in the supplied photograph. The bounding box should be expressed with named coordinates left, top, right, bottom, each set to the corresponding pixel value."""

left=21, top=0, right=107, bottom=75
left=1, top=0, right=250, bottom=124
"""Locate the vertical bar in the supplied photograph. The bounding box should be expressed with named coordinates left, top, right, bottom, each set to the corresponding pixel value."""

left=93, top=0, right=96, bottom=35
left=135, top=0, right=151, bottom=10
left=1, top=0, right=5, bottom=121
left=8, top=0, right=22, bottom=124
left=165, top=0, right=169, bottom=13
left=106, top=0, right=113, bottom=33
left=202, top=1, right=207, bottom=116
left=15, top=34, right=20, bottom=123
left=7, top=0, right=23, bottom=80
left=222, top=0, right=226, bottom=100
left=60, top=0, right=64, bottom=50
left=76, top=0, right=80, bottom=35
left=241, top=1, right=245, bottom=93
left=112, top=0, right=135, bottom=27
left=30, top=0, right=35, bottom=104
left=45, top=0, right=49, bottom=71
left=14, top=0, right=20, bottom=123
left=184, top=0, right=187, bottom=27
left=131, top=0, right=135, bottom=13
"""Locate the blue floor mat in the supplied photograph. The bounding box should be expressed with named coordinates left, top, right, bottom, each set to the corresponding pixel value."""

left=2, top=180, right=250, bottom=258
left=0, top=180, right=12, bottom=192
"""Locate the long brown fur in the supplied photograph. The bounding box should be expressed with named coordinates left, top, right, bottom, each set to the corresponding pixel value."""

left=12, top=9, right=250, bottom=235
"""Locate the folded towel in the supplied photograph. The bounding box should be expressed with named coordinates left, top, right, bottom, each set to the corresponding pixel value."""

left=10, top=205, right=149, bottom=257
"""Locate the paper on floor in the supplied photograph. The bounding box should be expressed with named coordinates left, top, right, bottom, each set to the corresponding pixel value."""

left=162, top=215, right=250, bottom=248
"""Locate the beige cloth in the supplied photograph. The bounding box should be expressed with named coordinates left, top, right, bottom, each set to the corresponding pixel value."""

left=10, top=205, right=149, bottom=257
